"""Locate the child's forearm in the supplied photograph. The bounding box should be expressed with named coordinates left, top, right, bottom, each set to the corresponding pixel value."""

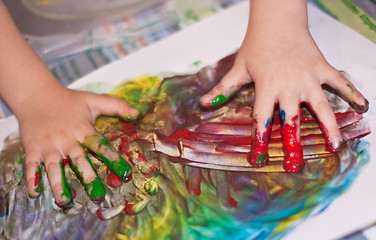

left=0, top=2, right=63, bottom=118
left=249, top=0, right=308, bottom=30
left=246, top=0, right=309, bottom=48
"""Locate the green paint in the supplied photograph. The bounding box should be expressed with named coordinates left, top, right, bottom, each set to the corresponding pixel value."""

left=58, top=160, right=72, bottom=206
left=34, top=164, right=42, bottom=193
left=98, top=153, right=131, bottom=181
left=15, top=157, right=23, bottom=165
left=84, top=135, right=132, bottom=181
left=99, top=138, right=111, bottom=148
left=210, top=93, right=235, bottom=107
left=185, top=9, right=199, bottom=22
left=69, top=156, right=106, bottom=202
left=192, top=60, right=202, bottom=67
left=88, top=178, right=106, bottom=200
left=255, top=154, right=267, bottom=166
left=145, top=180, right=158, bottom=196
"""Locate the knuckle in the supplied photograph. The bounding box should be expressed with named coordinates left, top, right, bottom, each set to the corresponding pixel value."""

left=45, top=160, right=60, bottom=172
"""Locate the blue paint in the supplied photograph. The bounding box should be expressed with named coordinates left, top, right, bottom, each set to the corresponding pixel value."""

left=280, top=110, right=286, bottom=128
left=265, top=117, right=272, bottom=129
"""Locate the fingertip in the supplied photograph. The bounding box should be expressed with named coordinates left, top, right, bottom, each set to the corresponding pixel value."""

left=27, top=178, right=41, bottom=198
left=68, top=153, right=106, bottom=203
left=351, top=97, right=369, bottom=114
left=328, top=137, right=346, bottom=153
left=25, top=153, right=43, bottom=198
left=123, top=110, right=142, bottom=122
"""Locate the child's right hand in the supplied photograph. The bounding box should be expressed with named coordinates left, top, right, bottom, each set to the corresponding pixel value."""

left=18, top=86, right=139, bottom=207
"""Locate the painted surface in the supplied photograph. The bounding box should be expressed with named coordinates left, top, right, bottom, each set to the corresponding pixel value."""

left=0, top=53, right=370, bottom=239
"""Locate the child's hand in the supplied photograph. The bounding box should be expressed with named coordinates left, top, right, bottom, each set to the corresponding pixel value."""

left=0, top=2, right=138, bottom=206
left=18, top=87, right=139, bottom=207
left=200, top=0, right=368, bottom=172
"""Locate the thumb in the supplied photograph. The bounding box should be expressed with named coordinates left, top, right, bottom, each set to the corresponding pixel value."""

left=85, top=93, right=140, bottom=121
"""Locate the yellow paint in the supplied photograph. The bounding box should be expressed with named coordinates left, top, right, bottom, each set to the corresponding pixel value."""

left=274, top=211, right=306, bottom=233
left=35, top=0, right=53, bottom=6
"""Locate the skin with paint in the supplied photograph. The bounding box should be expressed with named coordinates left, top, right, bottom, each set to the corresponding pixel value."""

left=0, top=3, right=139, bottom=205
left=200, top=0, right=368, bottom=171
left=0, top=0, right=369, bottom=207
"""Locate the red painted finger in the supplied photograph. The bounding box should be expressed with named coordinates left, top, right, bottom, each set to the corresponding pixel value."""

left=25, top=150, right=43, bottom=198
left=248, top=89, right=276, bottom=168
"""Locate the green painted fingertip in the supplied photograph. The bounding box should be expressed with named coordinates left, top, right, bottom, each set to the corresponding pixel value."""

left=210, top=93, right=235, bottom=107
left=88, top=178, right=106, bottom=202
left=58, top=160, right=72, bottom=206
left=28, top=192, right=40, bottom=199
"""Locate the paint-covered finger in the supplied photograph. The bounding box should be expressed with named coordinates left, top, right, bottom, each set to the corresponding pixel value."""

left=279, top=96, right=304, bottom=173
left=83, top=134, right=132, bottom=182
left=68, top=150, right=106, bottom=204
left=199, top=67, right=251, bottom=108
left=88, top=93, right=141, bottom=121
left=25, top=150, right=43, bottom=198
left=326, top=71, right=369, bottom=113
left=307, top=87, right=343, bottom=152
left=248, top=92, right=276, bottom=168
left=44, top=154, right=72, bottom=208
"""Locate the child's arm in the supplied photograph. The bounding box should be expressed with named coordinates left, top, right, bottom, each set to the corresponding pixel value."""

left=0, top=3, right=139, bottom=206
left=200, top=0, right=368, bottom=171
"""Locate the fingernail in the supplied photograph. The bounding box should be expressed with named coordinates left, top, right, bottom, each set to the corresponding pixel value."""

left=28, top=192, right=40, bottom=198
left=357, top=98, right=369, bottom=112
left=124, top=112, right=142, bottom=122
left=330, top=137, right=345, bottom=152
left=210, top=93, right=235, bottom=107
left=55, top=193, right=72, bottom=208
left=199, top=96, right=211, bottom=109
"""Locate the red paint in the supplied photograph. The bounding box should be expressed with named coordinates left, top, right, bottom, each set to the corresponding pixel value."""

left=224, top=196, right=238, bottom=208
left=107, top=170, right=122, bottom=188
left=166, top=129, right=251, bottom=145
left=123, top=202, right=137, bottom=215
left=118, top=137, right=130, bottom=154
left=143, top=166, right=159, bottom=179
left=144, top=172, right=152, bottom=179
left=122, top=122, right=134, bottom=129
left=62, top=158, right=69, bottom=165
left=106, top=131, right=120, bottom=141
left=150, top=166, right=158, bottom=172
left=135, top=151, right=148, bottom=162
left=34, top=171, right=40, bottom=188
left=96, top=209, right=106, bottom=221
left=248, top=119, right=272, bottom=168
left=186, top=169, right=202, bottom=196
left=282, top=116, right=304, bottom=173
